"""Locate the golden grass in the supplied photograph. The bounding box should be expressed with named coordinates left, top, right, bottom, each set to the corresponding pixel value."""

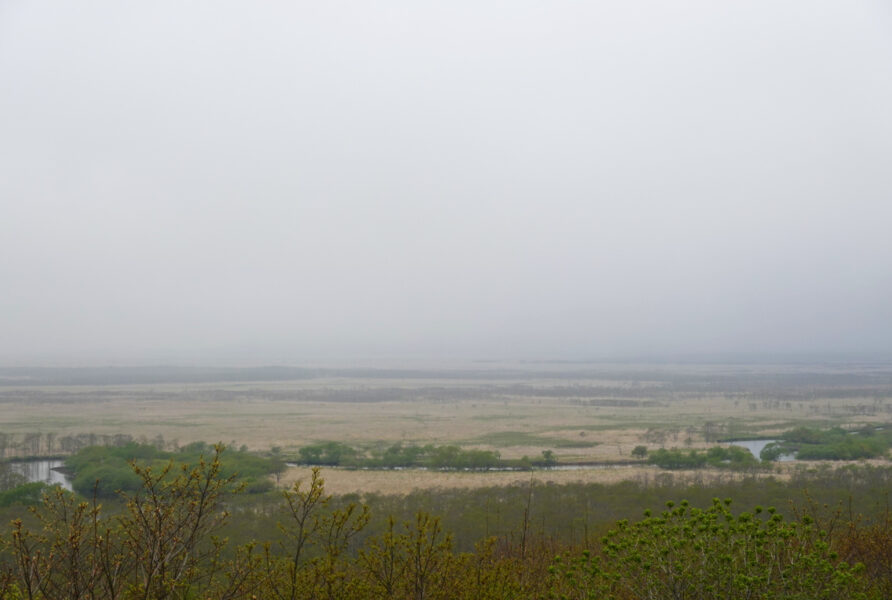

left=1, top=367, right=888, bottom=490
left=278, top=464, right=800, bottom=496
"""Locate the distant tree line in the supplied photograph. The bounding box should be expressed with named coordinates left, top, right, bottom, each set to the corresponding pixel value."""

left=0, top=432, right=177, bottom=459
left=297, top=441, right=557, bottom=470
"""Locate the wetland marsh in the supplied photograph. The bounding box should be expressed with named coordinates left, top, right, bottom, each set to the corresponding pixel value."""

left=2, top=361, right=890, bottom=493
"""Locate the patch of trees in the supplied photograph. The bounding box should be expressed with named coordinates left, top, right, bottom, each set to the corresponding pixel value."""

left=0, top=464, right=26, bottom=492
left=297, top=441, right=556, bottom=470
left=0, top=463, right=46, bottom=507
left=0, top=482, right=49, bottom=507
left=647, top=445, right=760, bottom=470
left=297, top=441, right=359, bottom=466
left=761, top=424, right=892, bottom=461
left=64, top=441, right=284, bottom=497
left=631, top=445, right=648, bottom=459
left=0, top=431, right=187, bottom=459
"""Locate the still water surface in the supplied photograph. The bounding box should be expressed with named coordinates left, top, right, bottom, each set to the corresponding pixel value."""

left=10, top=459, right=73, bottom=491
left=732, top=439, right=796, bottom=462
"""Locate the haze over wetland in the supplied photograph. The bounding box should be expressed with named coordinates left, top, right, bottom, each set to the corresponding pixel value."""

left=3, top=360, right=891, bottom=494
left=2, top=2, right=892, bottom=597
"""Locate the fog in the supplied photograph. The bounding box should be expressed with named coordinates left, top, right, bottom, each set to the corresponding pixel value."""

left=1, top=1, right=891, bottom=365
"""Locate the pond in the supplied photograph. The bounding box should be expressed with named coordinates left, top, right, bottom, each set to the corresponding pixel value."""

left=731, top=440, right=796, bottom=462
left=9, top=459, right=73, bottom=491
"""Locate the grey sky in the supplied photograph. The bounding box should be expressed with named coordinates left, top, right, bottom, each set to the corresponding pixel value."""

left=2, top=1, right=891, bottom=365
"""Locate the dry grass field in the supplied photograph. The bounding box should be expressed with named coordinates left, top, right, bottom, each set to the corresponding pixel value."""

left=1, top=362, right=890, bottom=492
left=278, top=463, right=808, bottom=496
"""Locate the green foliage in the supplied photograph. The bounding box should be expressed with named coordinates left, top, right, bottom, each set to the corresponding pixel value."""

left=298, top=441, right=359, bottom=466
left=763, top=424, right=892, bottom=461
left=760, top=442, right=785, bottom=462
left=647, top=448, right=707, bottom=469
left=299, top=442, right=505, bottom=470
left=5, top=445, right=244, bottom=600
left=0, top=482, right=50, bottom=507
left=5, top=456, right=892, bottom=599
left=377, top=442, right=429, bottom=468
left=427, top=446, right=501, bottom=470
left=539, top=450, right=557, bottom=466
left=0, top=463, right=27, bottom=492
left=357, top=512, right=453, bottom=599
left=65, top=442, right=280, bottom=497
left=119, top=449, right=240, bottom=598
left=551, top=498, right=867, bottom=599
left=66, top=443, right=170, bottom=497
left=796, top=436, right=886, bottom=461
left=631, top=445, right=648, bottom=460
left=647, top=446, right=760, bottom=470
left=785, top=426, right=837, bottom=444
left=705, top=444, right=760, bottom=468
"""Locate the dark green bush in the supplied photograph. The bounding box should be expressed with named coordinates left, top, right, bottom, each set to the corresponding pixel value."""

left=65, top=443, right=281, bottom=497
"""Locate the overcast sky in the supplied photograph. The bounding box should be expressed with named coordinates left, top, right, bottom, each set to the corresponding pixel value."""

left=1, top=1, right=891, bottom=366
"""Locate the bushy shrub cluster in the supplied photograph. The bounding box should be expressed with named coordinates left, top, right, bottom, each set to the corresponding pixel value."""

left=552, top=498, right=868, bottom=599
left=647, top=445, right=760, bottom=470
left=65, top=441, right=282, bottom=497
left=297, top=441, right=510, bottom=470
left=761, top=425, right=892, bottom=461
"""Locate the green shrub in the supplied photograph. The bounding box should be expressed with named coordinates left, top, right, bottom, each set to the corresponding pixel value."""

left=768, top=424, right=892, bottom=461
left=552, top=498, right=868, bottom=599
left=647, top=448, right=707, bottom=469
left=65, top=443, right=281, bottom=497
left=298, top=441, right=358, bottom=466
left=0, top=482, right=50, bottom=507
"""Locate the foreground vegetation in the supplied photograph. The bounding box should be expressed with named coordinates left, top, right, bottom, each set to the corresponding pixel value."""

left=1, top=446, right=892, bottom=599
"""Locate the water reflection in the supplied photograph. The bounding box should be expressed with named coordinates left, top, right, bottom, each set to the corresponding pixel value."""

left=732, top=440, right=795, bottom=462
left=9, top=459, right=73, bottom=491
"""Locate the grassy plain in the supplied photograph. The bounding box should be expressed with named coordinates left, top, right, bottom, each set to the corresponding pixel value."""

left=1, top=362, right=890, bottom=493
